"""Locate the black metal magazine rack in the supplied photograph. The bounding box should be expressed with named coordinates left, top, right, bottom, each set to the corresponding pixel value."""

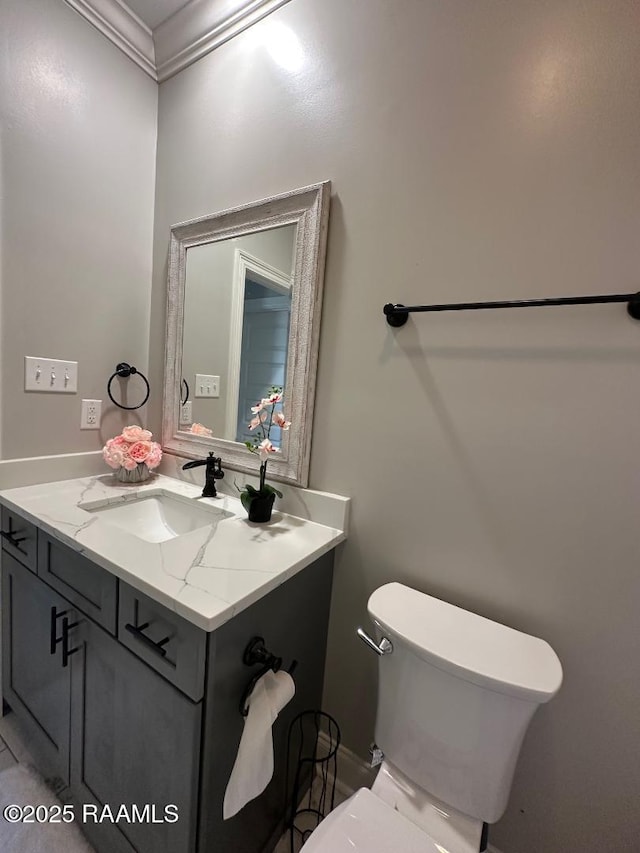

left=286, top=711, right=341, bottom=852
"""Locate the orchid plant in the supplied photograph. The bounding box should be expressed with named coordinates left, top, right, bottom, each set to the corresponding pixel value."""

left=238, top=386, right=291, bottom=513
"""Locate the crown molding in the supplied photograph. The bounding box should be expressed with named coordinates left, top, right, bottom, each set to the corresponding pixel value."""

left=64, top=0, right=293, bottom=84
left=64, top=0, right=157, bottom=79
left=154, top=0, right=293, bottom=82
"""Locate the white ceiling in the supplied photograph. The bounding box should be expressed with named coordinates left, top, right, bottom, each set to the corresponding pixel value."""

left=125, top=0, right=192, bottom=30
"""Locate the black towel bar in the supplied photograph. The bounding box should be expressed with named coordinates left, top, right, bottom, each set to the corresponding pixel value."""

left=384, top=291, right=640, bottom=327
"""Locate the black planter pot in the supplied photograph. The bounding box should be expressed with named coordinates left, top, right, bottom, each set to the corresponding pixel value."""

left=247, top=492, right=276, bottom=523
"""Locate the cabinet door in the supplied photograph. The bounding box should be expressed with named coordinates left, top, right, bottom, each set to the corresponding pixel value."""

left=70, top=617, right=201, bottom=853
left=1, top=554, right=72, bottom=786
left=38, top=534, right=117, bottom=633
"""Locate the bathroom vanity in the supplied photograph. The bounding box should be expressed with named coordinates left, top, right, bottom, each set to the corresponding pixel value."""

left=0, top=474, right=347, bottom=853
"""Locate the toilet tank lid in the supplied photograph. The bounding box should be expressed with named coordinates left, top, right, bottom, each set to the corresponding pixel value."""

left=368, top=583, right=562, bottom=703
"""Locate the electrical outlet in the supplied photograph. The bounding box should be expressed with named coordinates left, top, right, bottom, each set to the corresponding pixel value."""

left=195, top=374, right=220, bottom=398
left=81, top=399, right=102, bottom=430
left=25, top=356, right=78, bottom=393
left=180, top=401, right=193, bottom=424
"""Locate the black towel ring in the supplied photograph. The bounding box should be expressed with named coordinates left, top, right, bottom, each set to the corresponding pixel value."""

left=181, top=378, right=190, bottom=406
left=107, top=362, right=150, bottom=411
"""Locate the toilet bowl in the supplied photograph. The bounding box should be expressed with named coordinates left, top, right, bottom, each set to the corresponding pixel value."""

left=301, top=582, right=562, bottom=853
left=300, top=787, right=439, bottom=853
left=301, top=767, right=482, bottom=853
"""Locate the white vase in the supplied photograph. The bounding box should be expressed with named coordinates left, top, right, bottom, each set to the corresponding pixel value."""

left=114, top=463, right=151, bottom=484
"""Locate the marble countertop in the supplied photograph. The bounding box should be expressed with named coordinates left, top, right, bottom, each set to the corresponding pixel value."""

left=0, top=474, right=346, bottom=631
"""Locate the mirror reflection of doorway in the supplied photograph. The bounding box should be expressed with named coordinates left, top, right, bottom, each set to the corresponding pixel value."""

left=182, top=229, right=296, bottom=442
left=235, top=278, right=291, bottom=446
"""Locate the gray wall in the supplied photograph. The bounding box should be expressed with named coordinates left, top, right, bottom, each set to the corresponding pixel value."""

left=1, top=0, right=638, bottom=850
left=150, top=2, right=640, bottom=852
left=182, top=226, right=295, bottom=434
left=0, top=0, right=157, bottom=457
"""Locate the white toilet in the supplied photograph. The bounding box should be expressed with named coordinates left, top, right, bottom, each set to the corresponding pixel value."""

left=302, top=582, right=563, bottom=853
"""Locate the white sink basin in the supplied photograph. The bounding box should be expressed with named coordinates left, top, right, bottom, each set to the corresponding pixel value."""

left=84, top=490, right=232, bottom=543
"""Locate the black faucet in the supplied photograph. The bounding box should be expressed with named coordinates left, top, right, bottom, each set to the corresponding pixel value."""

left=182, top=453, right=224, bottom=498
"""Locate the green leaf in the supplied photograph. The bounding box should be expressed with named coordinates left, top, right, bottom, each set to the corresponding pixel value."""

left=244, top=484, right=260, bottom=496
left=240, top=491, right=252, bottom=512
left=261, top=483, right=283, bottom=499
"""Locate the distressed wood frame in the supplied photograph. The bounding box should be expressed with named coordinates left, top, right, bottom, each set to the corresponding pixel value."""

left=162, top=182, right=331, bottom=488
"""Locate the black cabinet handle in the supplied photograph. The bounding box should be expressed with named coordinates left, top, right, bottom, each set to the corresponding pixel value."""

left=61, top=616, right=80, bottom=668
left=0, top=529, right=28, bottom=551
left=125, top=622, right=170, bottom=658
left=50, top=606, right=68, bottom=655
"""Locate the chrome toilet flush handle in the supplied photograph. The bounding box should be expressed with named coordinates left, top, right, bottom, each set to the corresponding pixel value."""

left=357, top=627, right=393, bottom=656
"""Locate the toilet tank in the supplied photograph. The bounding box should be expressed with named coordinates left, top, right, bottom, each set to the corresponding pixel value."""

left=368, top=583, right=562, bottom=823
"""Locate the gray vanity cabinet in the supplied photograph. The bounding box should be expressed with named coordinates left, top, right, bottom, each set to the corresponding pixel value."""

left=2, top=514, right=335, bottom=853
left=69, top=615, right=202, bottom=853
left=1, top=552, right=72, bottom=786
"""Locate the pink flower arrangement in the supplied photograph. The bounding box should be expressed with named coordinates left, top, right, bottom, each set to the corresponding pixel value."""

left=189, top=422, right=213, bottom=437
left=103, top=427, right=162, bottom=471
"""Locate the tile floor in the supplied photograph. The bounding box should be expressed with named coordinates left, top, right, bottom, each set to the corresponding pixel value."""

left=0, top=731, right=18, bottom=773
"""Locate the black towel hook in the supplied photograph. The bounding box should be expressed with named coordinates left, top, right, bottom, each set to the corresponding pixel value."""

left=107, top=362, right=150, bottom=411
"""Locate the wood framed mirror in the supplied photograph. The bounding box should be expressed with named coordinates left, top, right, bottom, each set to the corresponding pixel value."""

left=162, top=182, right=330, bottom=487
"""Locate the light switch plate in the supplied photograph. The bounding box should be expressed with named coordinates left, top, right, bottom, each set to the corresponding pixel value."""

left=195, top=374, right=220, bottom=398
left=25, top=356, right=78, bottom=393
left=180, top=401, right=193, bottom=423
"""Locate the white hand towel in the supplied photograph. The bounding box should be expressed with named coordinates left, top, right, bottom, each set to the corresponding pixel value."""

left=223, top=669, right=295, bottom=820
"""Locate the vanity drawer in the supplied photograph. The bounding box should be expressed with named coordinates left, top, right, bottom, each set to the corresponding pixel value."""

left=38, top=535, right=117, bottom=634
left=1, top=507, right=38, bottom=573
left=118, top=583, right=207, bottom=702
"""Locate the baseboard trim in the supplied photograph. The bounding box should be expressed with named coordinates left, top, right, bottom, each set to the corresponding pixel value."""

left=317, top=731, right=376, bottom=798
